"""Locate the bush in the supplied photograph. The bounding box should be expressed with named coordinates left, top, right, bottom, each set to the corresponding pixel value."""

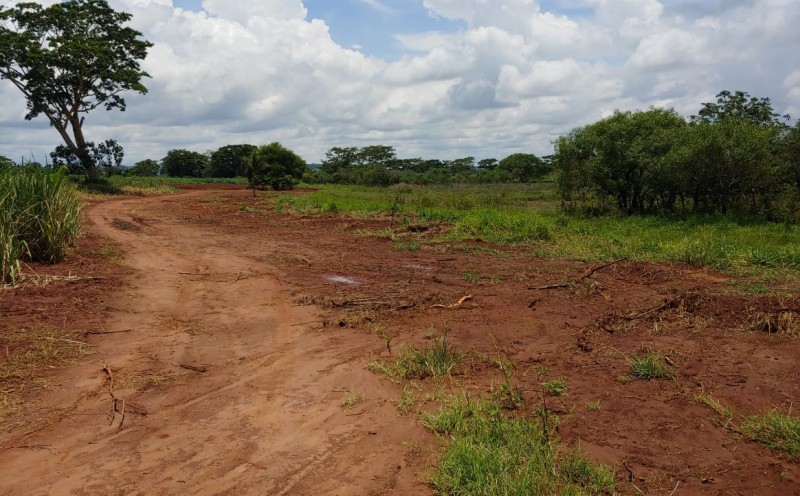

left=247, top=142, right=306, bottom=191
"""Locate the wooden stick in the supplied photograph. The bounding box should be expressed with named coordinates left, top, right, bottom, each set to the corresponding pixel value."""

left=117, top=399, right=126, bottom=431
left=668, top=481, right=681, bottom=496
left=179, top=363, right=208, bottom=373
left=623, top=294, right=687, bottom=321
left=1, top=444, right=52, bottom=450
left=431, top=295, right=473, bottom=309
left=577, top=259, right=624, bottom=281
left=531, top=259, right=625, bottom=290
left=84, top=329, right=133, bottom=336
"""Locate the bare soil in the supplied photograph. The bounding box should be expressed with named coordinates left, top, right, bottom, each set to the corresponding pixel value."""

left=1, top=188, right=798, bottom=495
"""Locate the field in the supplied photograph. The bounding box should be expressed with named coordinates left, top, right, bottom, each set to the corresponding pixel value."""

left=0, top=181, right=798, bottom=495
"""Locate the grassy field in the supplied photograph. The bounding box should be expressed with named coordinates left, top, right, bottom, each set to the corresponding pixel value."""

left=270, top=183, right=800, bottom=278
left=73, top=175, right=247, bottom=197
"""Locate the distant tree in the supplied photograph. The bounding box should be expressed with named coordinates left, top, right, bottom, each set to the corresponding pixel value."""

left=126, top=158, right=160, bottom=176
left=320, top=147, right=359, bottom=175
left=498, top=153, right=549, bottom=182
left=209, top=144, right=256, bottom=178
left=449, top=157, right=475, bottom=173
left=247, top=142, right=306, bottom=191
left=162, top=149, right=208, bottom=177
left=477, top=158, right=498, bottom=170
left=358, top=145, right=397, bottom=168
left=50, top=139, right=124, bottom=174
left=693, top=90, right=790, bottom=128
left=0, top=0, right=152, bottom=181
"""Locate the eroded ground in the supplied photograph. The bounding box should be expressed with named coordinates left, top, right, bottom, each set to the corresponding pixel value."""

left=1, top=188, right=798, bottom=495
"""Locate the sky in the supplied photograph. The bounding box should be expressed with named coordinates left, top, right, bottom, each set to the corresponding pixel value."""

left=1, top=0, right=799, bottom=165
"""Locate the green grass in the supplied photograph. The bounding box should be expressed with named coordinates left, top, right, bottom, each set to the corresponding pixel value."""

left=740, top=409, right=800, bottom=460
left=1, top=167, right=81, bottom=284
left=630, top=351, right=676, bottom=380
left=74, top=175, right=247, bottom=196
left=423, top=397, right=615, bottom=495
left=542, top=379, right=569, bottom=397
left=267, top=183, right=800, bottom=277
left=696, top=395, right=799, bottom=460
left=369, top=334, right=463, bottom=381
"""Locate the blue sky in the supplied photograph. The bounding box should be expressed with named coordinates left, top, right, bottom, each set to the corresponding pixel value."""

left=173, top=0, right=465, bottom=60
left=1, top=0, right=799, bottom=165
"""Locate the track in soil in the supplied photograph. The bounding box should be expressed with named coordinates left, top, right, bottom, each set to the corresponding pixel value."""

left=0, top=191, right=430, bottom=495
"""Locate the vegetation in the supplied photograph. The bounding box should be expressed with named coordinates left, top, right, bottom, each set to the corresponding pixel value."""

left=697, top=395, right=799, bottom=460
left=629, top=351, right=676, bottom=380
left=0, top=167, right=81, bottom=284
left=0, top=0, right=152, bottom=181
left=246, top=142, right=307, bottom=191
left=555, top=91, right=799, bottom=222
left=369, top=334, right=463, bottom=381
left=423, top=397, right=615, bottom=495
left=161, top=149, right=209, bottom=178
left=270, top=183, right=800, bottom=277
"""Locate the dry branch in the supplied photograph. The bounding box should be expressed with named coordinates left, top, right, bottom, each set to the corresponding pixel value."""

left=530, top=259, right=624, bottom=290
left=179, top=363, right=208, bottom=373
left=83, top=329, right=133, bottom=336
left=431, top=295, right=473, bottom=309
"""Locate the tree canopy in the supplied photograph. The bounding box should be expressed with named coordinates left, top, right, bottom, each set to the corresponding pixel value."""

left=0, top=0, right=152, bottom=181
left=247, top=142, right=307, bottom=191
left=162, top=149, right=209, bottom=178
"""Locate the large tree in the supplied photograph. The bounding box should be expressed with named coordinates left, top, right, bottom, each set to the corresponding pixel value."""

left=209, top=144, right=257, bottom=178
left=0, top=0, right=152, bottom=181
left=162, top=149, right=209, bottom=178
left=247, top=142, right=307, bottom=191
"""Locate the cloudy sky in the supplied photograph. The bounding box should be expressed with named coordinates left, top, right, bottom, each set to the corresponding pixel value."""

left=1, top=0, right=799, bottom=165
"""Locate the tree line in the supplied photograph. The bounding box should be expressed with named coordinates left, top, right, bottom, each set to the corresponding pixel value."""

left=554, top=91, right=800, bottom=221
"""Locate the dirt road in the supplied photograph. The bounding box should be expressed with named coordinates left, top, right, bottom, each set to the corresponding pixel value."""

left=0, top=192, right=430, bottom=495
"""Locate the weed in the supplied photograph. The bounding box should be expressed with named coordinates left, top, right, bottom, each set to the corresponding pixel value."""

left=695, top=394, right=734, bottom=427
left=341, top=392, right=364, bottom=409
left=395, top=386, right=416, bottom=416
left=541, top=378, right=568, bottom=397
left=586, top=400, right=601, bottom=412
left=462, top=270, right=480, bottom=283
left=630, top=350, right=676, bottom=380
left=740, top=409, right=800, bottom=460
left=369, top=334, right=463, bottom=381
left=423, top=396, right=614, bottom=495
left=393, top=241, right=421, bottom=252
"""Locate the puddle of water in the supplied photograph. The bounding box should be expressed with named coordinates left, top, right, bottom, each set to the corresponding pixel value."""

left=326, top=275, right=359, bottom=285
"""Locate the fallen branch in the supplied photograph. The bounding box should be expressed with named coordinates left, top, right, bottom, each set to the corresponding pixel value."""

left=530, top=259, right=624, bottom=290
left=1, top=444, right=52, bottom=450
left=84, top=329, right=133, bottom=336
left=345, top=410, right=366, bottom=417
left=431, top=295, right=473, bottom=309
left=622, top=294, right=690, bottom=321
left=623, top=462, right=645, bottom=482
left=577, top=259, right=624, bottom=281
left=179, top=363, right=208, bottom=373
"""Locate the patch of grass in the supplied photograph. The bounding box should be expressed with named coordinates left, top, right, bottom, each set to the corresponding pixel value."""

left=0, top=328, right=91, bottom=418
left=275, top=183, right=800, bottom=278
left=394, top=241, right=421, bottom=252
left=541, top=378, right=568, bottom=397
left=586, top=400, right=601, bottom=412
left=423, top=396, right=615, bottom=495
left=695, top=393, right=734, bottom=427
left=369, top=334, right=463, bottom=381
left=740, top=409, right=800, bottom=460
left=748, top=310, right=800, bottom=336
left=341, top=391, right=364, bottom=409
left=462, top=270, right=480, bottom=283
left=395, top=386, right=417, bottom=416
left=630, top=350, right=676, bottom=380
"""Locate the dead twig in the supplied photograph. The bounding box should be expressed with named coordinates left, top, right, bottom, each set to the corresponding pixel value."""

left=530, top=259, right=624, bottom=290
left=179, top=363, right=208, bottom=373
left=345, top=410, right=366, bottom=417
left=623, top=462, right=645, bottom=482
left=577, top=259, right=624, bottom=281
left=623, top=294, right=689, bottom=321
left=669, top=481, right=681, bottom=496
left=431, top=295, right=473, bottom=309
left=1, top=444, right=52, bottom=450
left=84, top=329, right=133, bottom=336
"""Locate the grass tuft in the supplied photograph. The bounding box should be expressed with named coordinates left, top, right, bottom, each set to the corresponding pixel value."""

left=740, top=409, right=800, bottom=460
left=630, top=350, right=676, bottom=380
left=423, top=396, right=615, bottom=495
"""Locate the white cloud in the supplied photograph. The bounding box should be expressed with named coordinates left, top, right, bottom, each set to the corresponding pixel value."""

left=0, top=0, right=798, bottom=165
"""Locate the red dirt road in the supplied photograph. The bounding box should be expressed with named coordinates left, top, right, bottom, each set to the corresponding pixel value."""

left=0, top=192, right=430, bottom=495
left=1, top=189, right=799, bottom=495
